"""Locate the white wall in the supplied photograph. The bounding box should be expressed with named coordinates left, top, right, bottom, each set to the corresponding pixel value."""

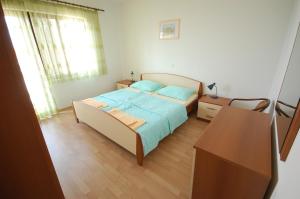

left=268, top=0, right=300, bottom=103
left=120, top=0, right=294, bottom=98
left=51, top=0, right=123, bottom=109
left=269, top=0, right=300, bottom=199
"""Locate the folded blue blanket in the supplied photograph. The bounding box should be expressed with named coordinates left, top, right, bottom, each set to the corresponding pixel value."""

left=93, top=89, right=188, bottom=155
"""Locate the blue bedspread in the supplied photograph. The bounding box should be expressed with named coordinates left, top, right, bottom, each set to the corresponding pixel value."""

left=93, top=89, right=188, bottom=155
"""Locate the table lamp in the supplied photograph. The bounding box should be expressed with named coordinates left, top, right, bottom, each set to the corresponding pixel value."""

left=207, top=83, right=218, bottom=99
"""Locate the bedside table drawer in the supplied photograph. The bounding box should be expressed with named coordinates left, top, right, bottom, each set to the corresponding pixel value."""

left=197, top=102, right=222, bottom=121
left=117, top=83, right=129, bottom=89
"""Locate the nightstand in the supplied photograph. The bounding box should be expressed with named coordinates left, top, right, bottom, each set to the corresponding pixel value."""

left=197, top=95, right=231, bottom=121
left=116, top=80, right=135, bottom=89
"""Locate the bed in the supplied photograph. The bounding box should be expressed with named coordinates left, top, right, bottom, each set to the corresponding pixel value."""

left=73, top=73, right=203, bottom=165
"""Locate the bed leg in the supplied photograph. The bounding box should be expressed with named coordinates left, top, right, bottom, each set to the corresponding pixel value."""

left=136, top=134, right=144, bottom=166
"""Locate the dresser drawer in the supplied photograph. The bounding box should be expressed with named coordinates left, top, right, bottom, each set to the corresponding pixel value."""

left=197, top=102, right=222, bottom=121
left=117, top=83, right=129, bottom=89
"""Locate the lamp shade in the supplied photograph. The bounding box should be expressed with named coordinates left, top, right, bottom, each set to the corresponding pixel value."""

left=207, top=83, right=216, bottom=90
left=130, top=71, right=134, bottom=81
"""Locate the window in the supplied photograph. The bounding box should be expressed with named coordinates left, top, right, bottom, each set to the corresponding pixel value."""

left=5, top=13, right=57, bottom=118
left=2, top=0, right=106, bottom=118
left=29, top=12, right=106, bottom=82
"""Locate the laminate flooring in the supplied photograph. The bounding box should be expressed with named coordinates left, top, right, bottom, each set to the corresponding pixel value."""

left=40, top=110, right=208, bottom=199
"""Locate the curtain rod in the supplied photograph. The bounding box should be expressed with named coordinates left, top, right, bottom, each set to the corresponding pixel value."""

left=44, top=0, right=105, bottom=12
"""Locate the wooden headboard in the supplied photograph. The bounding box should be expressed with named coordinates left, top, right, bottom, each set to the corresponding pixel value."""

left=141, top=73, right=203, bottom=98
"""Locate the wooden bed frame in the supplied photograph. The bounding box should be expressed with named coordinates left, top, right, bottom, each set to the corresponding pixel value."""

left=73, top=73, right=203, bottom=166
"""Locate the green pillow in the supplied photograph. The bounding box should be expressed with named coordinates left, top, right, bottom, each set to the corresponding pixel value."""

left=157, top=85, right=196, bottom=101
left=130, top=80, right=164, bottom=92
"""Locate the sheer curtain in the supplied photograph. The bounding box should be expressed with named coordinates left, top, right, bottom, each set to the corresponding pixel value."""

left=30, top=12, right=107, bottom=82
left=2, top=0, right=107, bottom=119
left=5, top=10, right=57, bottom=119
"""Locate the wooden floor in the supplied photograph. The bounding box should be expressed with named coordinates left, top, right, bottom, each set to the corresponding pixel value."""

left=40, top=110, right=208, bottom=199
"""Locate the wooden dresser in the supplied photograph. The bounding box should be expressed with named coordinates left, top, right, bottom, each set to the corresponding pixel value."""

left=197, top=95, right=231, bottom=121
left=191, top=106, right=272, bottom=199
left=116, top=80, right=135, bottom=89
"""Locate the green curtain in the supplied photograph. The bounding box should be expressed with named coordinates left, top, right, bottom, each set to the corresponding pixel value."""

left=30, top=11, right=107, bottom=83
left=2, top=0, right=107, bottom=83
left=3, top=10, right=57, bottom=119
left=2, top=0, right=107, bottom=119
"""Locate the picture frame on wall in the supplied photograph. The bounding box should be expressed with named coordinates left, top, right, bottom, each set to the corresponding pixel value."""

left=159, top=19, right=180, bottom=40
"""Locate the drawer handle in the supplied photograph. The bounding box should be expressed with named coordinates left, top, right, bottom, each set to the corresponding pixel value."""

left=206, top=115, right=214, bottom=119
left=207, top=107, right=217, bottom=111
